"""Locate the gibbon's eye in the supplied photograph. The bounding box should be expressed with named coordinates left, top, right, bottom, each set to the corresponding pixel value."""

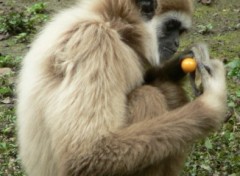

left=165, top=20, right=181, bottom=31
left=179, top=28, right=187, bottom=35
left=136, top=0, right=157, bottom=19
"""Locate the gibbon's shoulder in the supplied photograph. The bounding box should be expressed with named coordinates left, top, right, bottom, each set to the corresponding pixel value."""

left=30, top=0, right=140, bottom=48
left=39, top=5, right=99, bottom=38
left=25, top=2, right=101, bottom=59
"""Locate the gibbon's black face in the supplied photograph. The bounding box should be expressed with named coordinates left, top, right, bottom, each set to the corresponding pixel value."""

left=158, top=19, right=187, bottom=62
left=136, top=0, right=157, bottom=19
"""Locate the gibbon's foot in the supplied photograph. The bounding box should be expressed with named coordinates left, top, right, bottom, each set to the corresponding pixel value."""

left=192, top=43, right=227, bottom=121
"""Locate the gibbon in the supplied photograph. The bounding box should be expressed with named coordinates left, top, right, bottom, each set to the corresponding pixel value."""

left=17, top=0, right=227, bottom=176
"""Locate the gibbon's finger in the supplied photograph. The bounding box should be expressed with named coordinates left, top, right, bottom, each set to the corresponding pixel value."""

left=181, top=43, right=212, bottom=97
left=189, top=72, right=202, bottom=97
left=203, top=65, right=212, bottom=76
left=178, top=50, right=194, bottom=61
left=209, top=59, right=226, bottom=80
left=191, top=43, right=212, bottom=78
left=175, top=49, right=194, bottom=65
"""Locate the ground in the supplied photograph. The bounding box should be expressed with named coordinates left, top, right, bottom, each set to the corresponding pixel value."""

left=0, top=0, right=239, bottom=175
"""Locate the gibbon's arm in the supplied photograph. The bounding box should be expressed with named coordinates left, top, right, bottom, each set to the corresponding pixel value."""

left=65, top=95, right=225, bottom=176
left=61, top=57, right=226, bottom=176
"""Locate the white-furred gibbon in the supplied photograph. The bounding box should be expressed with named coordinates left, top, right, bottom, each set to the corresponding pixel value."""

left=17, top=0, right=227, bottom=176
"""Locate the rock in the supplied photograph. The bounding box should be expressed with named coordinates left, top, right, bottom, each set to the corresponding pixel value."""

left=0, top=68, right=12, bottom=75
left=1, top=97, right=12, bottom=104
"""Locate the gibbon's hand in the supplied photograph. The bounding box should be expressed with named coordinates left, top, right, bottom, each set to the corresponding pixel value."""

left=192, top=43, right=227, bottom=121
left=177, top=47, right=201, bottom=97
left=144, top=48, right=194, bottom=84
left=189, top=43, right=214, bottom=97
left=160, top=48, right=194, bottom=81
left=166, top=49, right=194, bottom=76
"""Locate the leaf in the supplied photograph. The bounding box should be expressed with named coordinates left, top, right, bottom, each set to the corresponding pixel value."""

left=228, top=101, right=236, bottom=108
left=234, top=109, right=240, bottom=123
left=236, top=90, right=240, bottom=98
left=0, top=142, right=7, bottom=150
left=200, top=164, right=212, bottom=171
left=226, top=59, right=240, bottom=69
left=0, top=87, right=12, bottom=95
left=205, top=138, right=213, bottom=149
left=229, top=133, right=235, bottom=141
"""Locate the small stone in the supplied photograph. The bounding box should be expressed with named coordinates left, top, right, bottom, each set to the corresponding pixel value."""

left=0, top=67, right=12, bottom=75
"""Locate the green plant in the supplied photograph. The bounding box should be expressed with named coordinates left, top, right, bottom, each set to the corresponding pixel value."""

left=0, top=2, right=48, bottom=38
left=226, top=58, right=240, bottom=78
left=15, top=32, right=28, bottom=43
left=0, top=106, right=24, bottom=176
left=0, top=73, right=15, bottom=99
left=0, top=55, right=22, bottom=68
left=197, top=23, right=214, bottom=34
left=27, top=2, right=48, bottom=14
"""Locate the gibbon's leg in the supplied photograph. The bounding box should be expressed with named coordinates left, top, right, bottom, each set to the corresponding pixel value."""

left=64, top=56, right=226, bottom=175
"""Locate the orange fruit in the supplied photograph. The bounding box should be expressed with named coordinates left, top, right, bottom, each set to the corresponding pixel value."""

left=181, top=58, right=197, bottom=73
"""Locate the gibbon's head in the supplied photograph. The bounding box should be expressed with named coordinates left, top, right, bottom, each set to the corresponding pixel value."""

left=135, top=0, right=193, bottom=65
left=82, top=0, right=193, bottom=66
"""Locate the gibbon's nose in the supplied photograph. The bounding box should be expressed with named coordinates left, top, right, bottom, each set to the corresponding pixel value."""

left=174, top=38, right=180, bottom=48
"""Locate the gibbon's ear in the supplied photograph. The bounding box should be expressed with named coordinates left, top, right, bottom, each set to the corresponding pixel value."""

left=136, top=0, right=157, bottom=20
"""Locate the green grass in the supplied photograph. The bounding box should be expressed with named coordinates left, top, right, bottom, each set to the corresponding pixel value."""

left=0, top=2, right=49, bottom=43
left=0, top=2, right=49, bottom=175
left=0, top=55, right=22, bottom=68
left=0, top=0, right=240, bottom=175
left=0, top=106, right=23, bottom=176
left=180, top=1, right=240, bottom=175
